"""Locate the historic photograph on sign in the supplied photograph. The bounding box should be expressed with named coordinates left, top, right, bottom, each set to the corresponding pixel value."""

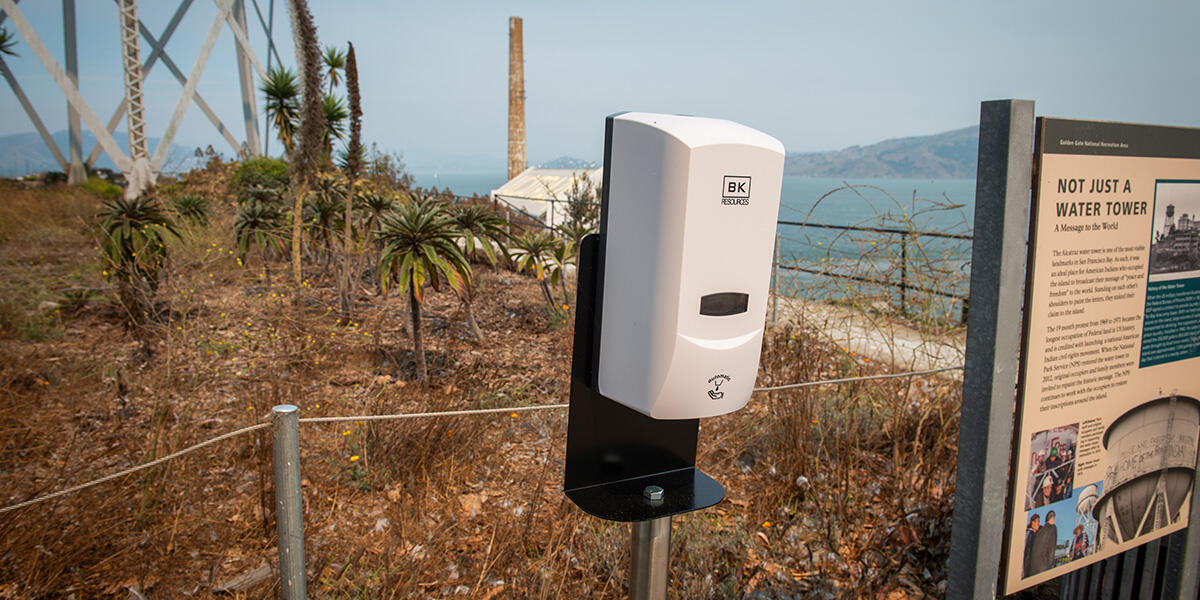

left=1148, top=180, right=1200, bottom=280
left=1024, top=424, right=1078, bottom=510
left=1021, top=481, right=1103, bottom=578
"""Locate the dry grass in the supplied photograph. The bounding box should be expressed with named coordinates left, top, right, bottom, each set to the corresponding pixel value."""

left=0, top=173, right=962, bottom=599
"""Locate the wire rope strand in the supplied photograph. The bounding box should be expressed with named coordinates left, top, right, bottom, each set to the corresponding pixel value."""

left=0, top=422, right=271, bottom=516
left=0, top=366, right=965, bottom=515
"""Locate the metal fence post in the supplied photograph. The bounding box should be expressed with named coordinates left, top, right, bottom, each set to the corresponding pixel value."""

left=771, top=233, right=780, bottom=327
left=899, top=234, right=908, bottom=315
left=272, top=404, right=306, bottom=600
left=630, top=516, right=671, bottom=600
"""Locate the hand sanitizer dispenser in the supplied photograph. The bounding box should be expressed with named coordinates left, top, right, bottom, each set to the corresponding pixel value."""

left=595, top=112, right=785, bottom=419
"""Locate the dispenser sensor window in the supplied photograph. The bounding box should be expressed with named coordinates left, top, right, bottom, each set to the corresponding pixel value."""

left=699, top=292, right=749, bottom=316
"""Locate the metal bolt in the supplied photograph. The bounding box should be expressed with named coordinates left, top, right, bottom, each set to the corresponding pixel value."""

left=644, top=485, right=664, bottom=504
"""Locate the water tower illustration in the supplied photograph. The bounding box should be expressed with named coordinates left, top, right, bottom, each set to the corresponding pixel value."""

left=1092, top=395, right=1200, bottom=551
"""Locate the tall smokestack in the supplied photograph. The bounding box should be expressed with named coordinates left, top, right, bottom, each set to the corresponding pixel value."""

left=507, top=16, right=526, bottom=181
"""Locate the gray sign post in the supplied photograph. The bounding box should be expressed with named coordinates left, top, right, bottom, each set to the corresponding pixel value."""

left=946, top=99, right=1035, bottom=599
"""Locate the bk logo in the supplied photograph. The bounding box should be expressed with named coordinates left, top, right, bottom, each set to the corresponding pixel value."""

left=722, top=175, right=751, bottom=198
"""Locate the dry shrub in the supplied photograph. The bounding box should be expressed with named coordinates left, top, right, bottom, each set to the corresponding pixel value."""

left=719, top=324, right=962, bottom=598
left=0, top=180, right=101, bottom=243
left=364, top=390, right=491, bottom=487
left=0, top=181, right=104, bottom=340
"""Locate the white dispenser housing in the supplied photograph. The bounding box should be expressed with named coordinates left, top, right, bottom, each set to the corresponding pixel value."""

left=596, top=112, right=785, bottom=419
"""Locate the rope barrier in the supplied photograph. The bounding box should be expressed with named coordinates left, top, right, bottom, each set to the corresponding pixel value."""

left=0, top=422, right=271, bottom=516
left=299, top=403, right=569, bottom=424
left=0, top=366, right=965, bottom=515
left=752, top=365, right=963, bottom=391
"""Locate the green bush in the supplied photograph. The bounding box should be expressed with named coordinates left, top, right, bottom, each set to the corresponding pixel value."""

left=80, top=176, right=122, bottom=200
left=228, top=156, right=289, bottom=207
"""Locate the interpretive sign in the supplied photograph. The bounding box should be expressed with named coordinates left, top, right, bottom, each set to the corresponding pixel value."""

left=1003, top=118, right=1200, bottom=593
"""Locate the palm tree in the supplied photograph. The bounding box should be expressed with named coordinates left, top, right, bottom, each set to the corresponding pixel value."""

left=509, top=230, right=562, bottom=307
left=377, top=203, right=471, bottom=386
left=321, top=94, right=348, bottom=159
left=1, top=27, right=19, bottom=56
left=261, top=66, right=299, bottom=154
left=322, top=45, right=346, bottom=95
left=448, top=205, right=509, bottom=342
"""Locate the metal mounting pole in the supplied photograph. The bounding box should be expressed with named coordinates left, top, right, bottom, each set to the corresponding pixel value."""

left=630, top=516, right=671, bottom=600
left=271, top=404, right=306, bottom=600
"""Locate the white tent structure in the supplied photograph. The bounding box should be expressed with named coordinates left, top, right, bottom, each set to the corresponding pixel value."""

left=490, top=167, right=602, bottom=229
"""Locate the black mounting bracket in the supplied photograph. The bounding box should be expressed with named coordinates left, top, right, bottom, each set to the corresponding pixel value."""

left=562, top=234, right=725, bottom=522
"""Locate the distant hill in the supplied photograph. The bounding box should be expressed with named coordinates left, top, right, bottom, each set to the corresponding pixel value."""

left=0, top=130, right=204, bottom=177
left=785, top=126, right=978, bottom=178
left=536, top=155, right=597, bottom=169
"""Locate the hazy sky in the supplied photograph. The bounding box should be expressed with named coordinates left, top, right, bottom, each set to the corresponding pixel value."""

left=3, top=0, right=1199, bottom=171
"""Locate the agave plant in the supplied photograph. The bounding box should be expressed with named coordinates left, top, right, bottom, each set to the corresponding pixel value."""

left=509, top=229, right=563, bottom=308
left=98, top=196, right=180, bottom=325
left=304, top=173, right=348, bottom=266
left=353, top=185, right=398, bottom=293
left=449, top=205, right=509, bottom=265
left=357, top=184, right=396, bottom=239
left=377, top=202, right=471, bottom=386
left=170, top=195, right=210, bottom=226
left=408, top=192, right=446, bottom=213
left=234, top=201, right=287, bottom=274
left=57, top=288, right=104, bottom=315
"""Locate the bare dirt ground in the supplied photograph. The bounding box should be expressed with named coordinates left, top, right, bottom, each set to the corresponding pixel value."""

left=0, top=178, right=963, bottom=599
